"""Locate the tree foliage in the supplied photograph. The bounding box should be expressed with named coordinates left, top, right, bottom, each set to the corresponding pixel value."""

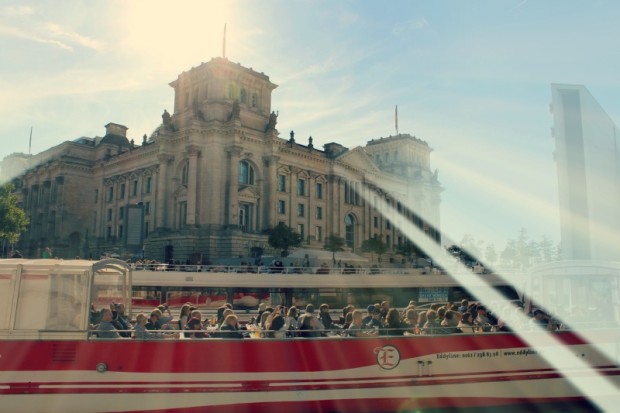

left=396, top=240, right=426, bottom=263
left=0, top=183, right=29, bottom=246
left=361, top=234, right=388, bottom=263
left=323, top=234, right=345, bottom=265
left=266, top=223, right=301, bottom=256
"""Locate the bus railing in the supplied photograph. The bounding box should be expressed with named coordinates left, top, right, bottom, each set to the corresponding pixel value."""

left=131, top=263, right=439, bottom=276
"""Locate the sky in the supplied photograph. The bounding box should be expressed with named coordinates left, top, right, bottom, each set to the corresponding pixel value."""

left=0, top=0, right=618, bottom=251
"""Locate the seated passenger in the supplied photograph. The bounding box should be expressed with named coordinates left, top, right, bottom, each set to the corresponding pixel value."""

left=266, top=308, right=287, bottom=338
left=365, top=306, right=384, bottom=330
left=457, top=312, right=476, bottom=334
left=219, top=314, right=244, bottom=339
left=298, top=313, right=322, bottom=338
left=134, top=313, right=179, bottom=339
left=156, top=303, right=174, bottom=325
left=421, top=310, right=441, bottom=335
left=348, top=310, right=378, bottom=337
left=145, top=310, right=165, bottom=330
left=112, top=303, right=132, bottom=337
left=318, top=304, right=335, bottom=330
left=438, top=310, right=460, bottom=334
left=186, top=317, right=209, bottom=338
left=97, top=308, right=121, bottom=339
left=381, top=308, right=406, bottom=336
left=474, top=305, right=497, bottom=332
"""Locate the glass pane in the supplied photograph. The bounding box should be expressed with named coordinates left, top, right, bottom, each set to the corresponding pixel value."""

left=0, top=272, right=15, bottom=329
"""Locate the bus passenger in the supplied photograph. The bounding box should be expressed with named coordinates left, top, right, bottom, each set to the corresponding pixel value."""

left=186, top=317, right=209, bottom=338
left=348, top=310, right=378, bottom=337
left=219, top=314, right=244, bottom=339
left=457, top=312, right=476, bottom=334
left=135, top=314, right=180, bottom=339
left=97, top=308, right=121, bottom=339
left=382, top=308, right=406, bottom=336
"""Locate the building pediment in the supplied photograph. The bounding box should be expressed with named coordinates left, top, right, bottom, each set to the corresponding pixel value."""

left=336, top=147, right=382, bottom=174
left=238, top=185, right=260, bottom=201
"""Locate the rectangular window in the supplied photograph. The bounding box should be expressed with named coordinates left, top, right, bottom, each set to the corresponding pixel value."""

left=119, top=183, right=125, bottom=199
left=316, top=206, right=322, bottom=220
left=386, top=219, right=391, bottom=230
left=119, top=206, right=124, bottom=219
left=107, top=187, right=113, bottom=202
left=132, top=180, right=138, bottom=196
left=316, top=182, right=323, bottom=199
left=386, top=235, right=391, bottom=247
left=374, top=216, right=378, bottom=228
left=107, top=208, right=112, bottom=221
left=297, top=178, right=305, bottom=196
left=277, top=200, right=286, bottom=214
left=146, top=176, right=152, bottom=194
left=315, top=226, right=322, bottom=242
left=297, top=224, right=305, bottom=240
left=144, top=222, right=149, bottom=238
left=106, top=226, right=112, bottom=240
left=179, top=201, right=187, bottom=227
left=344, top=181, right=349, bottom=204
left=94, top=189, right=99, bottom=203
left=145, top=201, right=151, bottom=215
left=278, top=175, right=286, bottom=192
left=297, top=203, right=305, bottom=217
left=118, top=225, right=124, bottom=239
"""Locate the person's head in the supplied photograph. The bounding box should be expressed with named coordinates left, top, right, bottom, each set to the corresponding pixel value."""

left=225, top=303, right=233, bottom=310
left=149, top=311, right=161, bottom=323
left=461, top=299, right=469, bottom=308
left=136, top=313, right=147, bottom=326
left=222, top=308, right=234, bottom=319
left=366, top=305, right=376, bottom=315
left=180, top=304, right=191, bottom=317
left=405, top=308, right=417, bottom=323
left=477, top=305, right=487, bottom=315
left=352, top=310, right=363, bottom=326
left=437, top=307, right=446, bottom=319
left=305, top=304, right=315, bottom=315
left=381, top=301, right=390, bottom=311
left=426, top=309, right=437, bottom=322
left=533, top=309, right=545, bottom=320
left=287, top=306, right=298, bottom=318
left=408, top=300, right=416, bottom=308
left=385, top=308, right=400, bottom=326
left=319, top=304, right=329, bottom=313
left=101, top=308, right=113, bottom=322
left=461, top=312, right=473, bottom=324
left=225, top=314, right=238, bottom=326
left=190, top=310, right=202, bottom=320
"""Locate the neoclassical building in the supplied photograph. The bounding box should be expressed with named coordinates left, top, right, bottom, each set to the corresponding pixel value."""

left=1, top=57, right=442, bottom=262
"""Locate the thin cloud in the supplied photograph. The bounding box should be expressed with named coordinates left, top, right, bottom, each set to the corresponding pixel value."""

left=392, top=17, right=429, bottom=35
left=0, top=23, right=72, bottom=51
left=44, top=22, right=104, bottom=51
left=0, top=5, right=35, bottom=17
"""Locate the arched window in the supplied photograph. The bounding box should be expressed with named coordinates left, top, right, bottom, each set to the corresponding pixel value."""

left=240, top=89, right=247, bottom=104
left=239, top=161, right=255, bottom=185
left=345, top=213, right=355, bottom=249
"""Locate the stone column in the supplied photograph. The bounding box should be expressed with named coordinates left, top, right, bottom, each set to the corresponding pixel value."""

left=185, top=145, right=200, bottom=226
left=155, top=154, right=173, bottom=229
left=262, top=155, right=279, bottom=230
left=226, top=144, right=243, bottom=226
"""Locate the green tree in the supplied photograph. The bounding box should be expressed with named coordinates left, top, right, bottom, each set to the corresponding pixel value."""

left=397, top=240, right=425, bottom=264
left=0, top=183, right=29, bottom=257
left=323, top=234, right=345, bottom=265
left=266, top=223, right=301, bottom=257
left=361, top=234, right=388, bottom=263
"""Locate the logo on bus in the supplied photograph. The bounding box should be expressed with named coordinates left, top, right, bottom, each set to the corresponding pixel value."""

left=374, top=345, right=400, bottom=370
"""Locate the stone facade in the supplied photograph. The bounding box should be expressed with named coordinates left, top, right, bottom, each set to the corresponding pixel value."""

left=1, top=57, right=442, bottom=262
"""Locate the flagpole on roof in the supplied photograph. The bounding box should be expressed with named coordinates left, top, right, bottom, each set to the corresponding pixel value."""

left=222, top=24, right=227, bottom=58
left=29, top=126, right=32, bottom=155
left=395, top=105, right=399, bottom=135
